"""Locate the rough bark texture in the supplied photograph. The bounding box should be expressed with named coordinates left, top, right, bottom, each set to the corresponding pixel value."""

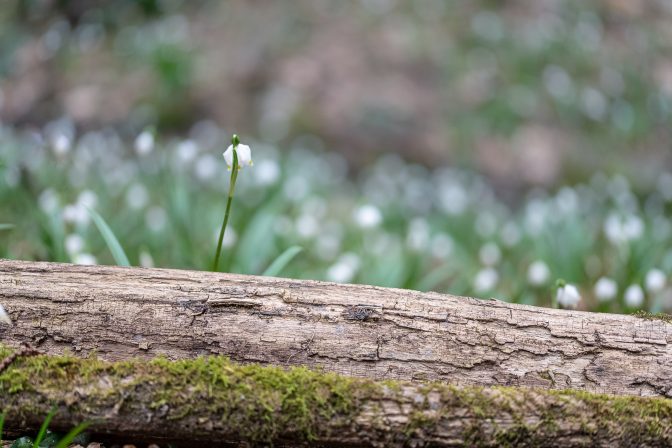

left=1, top=259, right=671, bottom=398
left=1, top=347, right=672, bottom=448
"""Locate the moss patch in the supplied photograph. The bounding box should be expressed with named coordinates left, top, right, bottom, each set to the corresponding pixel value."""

left=1, top=345, right=672, bottom=446
left=632, top=310, right=672, bottom=324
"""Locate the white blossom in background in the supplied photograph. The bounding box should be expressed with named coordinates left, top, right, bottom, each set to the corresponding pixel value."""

left=51, top=133, right=71, bottom=156
left=407, top=218, right=430, bottom=251
left=0, top=303, right=12, bottom=326
left=295, top=214, right=319, bottom=239
left=354, top=204, right=382, bottom=229
left=139, top=250, right=155, bottom=268
left=645, top=269, right=667, bottom=293
left=77, top=190, right=98, bottom=209
left=500, top=222, right=521, bottom=247
left=479, top=242, right=501, bottom=266
left=62, top=203, right=90, bottom=226
left=557, top=283, right=581, bottom=308
left=594, top=277, right=618, bottom=302
left=327, top=253, right=360, bottom=283
left=527, top=260, right=550, bottom=286
left=145, top=206, right=167, bottom=232
left=474, top=268, right=499, bottom=293
left=134, top=130, right=155, bottom=155
left=64, top=234, right=85, bottom=255
left=125, top=183, right=149, bottom=210
left=73, top=253, right=97, bottom=265
left=431, top=233, right=454, bottom=259
left=38, top=189, right=60, bottom=213
left=223, top=143, right=253, bottom=170
left=604, top=213, right=644, bottom=245
left=624, top=284, right=645, bottom=308
left=176, top=140, right=198, bottom=163
left=254, top=159, right=281, bottom=186
left=194, top=154, right=218, bottom=181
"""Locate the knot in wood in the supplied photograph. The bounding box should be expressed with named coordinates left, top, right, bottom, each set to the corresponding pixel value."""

left=343, top=305, right=381, bottom=322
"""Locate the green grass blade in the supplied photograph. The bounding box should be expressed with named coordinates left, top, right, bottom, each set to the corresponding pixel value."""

left=0, top=409, right=5, bottom=442
left=262, top=246, right=303, bottom=277
left=0, top=224, right=14, bottom=231
left=86, top=207, right=131, bottom=267
left=53, top=422, right=92, bottom=448
left=33, top=408, right=56, bottom=448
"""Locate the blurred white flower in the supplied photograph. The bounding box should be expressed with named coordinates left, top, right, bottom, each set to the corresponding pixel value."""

left=62, top=203, right=90, bottom=227
left=139, top=250, right=155, bottom=268
left=126, top=183, right=149, bottom=210
left=51, top=133, right=71, bottom=156
left=354, top=204, right=382, bottom=229
left=431, top=233, right=454, bottom=259
left=145, top=206, right=167, bottom=232
left=134, top=130, right=155, bottom=156
left=327, top=253, right=360, bottom=283
left=38, top=189, right=60, bottom=213
left=594, top=277, right=617, bottom=302
left=73, top=253, right=97, bottom=265
left=77, top=190, right=98, bottom=209
left=557, top=283, right=581, bottom=308
left=296, top=214, right=319, bottom=239
left=407, top=218, right=430, bottom=251
left=176, top=140, right=198, bottom=163
left=0, top=303, right=12, bottom=326
left=194, top=154, right=218, bottom=181
left=527, top=260, right=550, bottom=286
left=479, top=242, right=501, bottom=266
left=604, top=213, right=644, bottom=244
left=624, top=284, right=644, bottom=308
left=254, top=159, right=281, bottom=186
left=500, top=222, right=521, bottom=247
left=64, top=234, right=85, bottom=255
left=474, top=268, right=499, bottom=293
left=223, top=143, right=253, bottom=170
left=645, top=269, right=666, bottom=293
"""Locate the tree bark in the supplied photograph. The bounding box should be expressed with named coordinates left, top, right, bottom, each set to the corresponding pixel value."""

left=1, top=347, right=671, bottom=448
left=1, top=259, right=671, bottom=398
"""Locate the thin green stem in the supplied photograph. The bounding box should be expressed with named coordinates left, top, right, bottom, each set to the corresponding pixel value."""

left=212, top=150, right=239, bottom=272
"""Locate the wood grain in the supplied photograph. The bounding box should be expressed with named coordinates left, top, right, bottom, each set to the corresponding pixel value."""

left=1, top=259, right=671, bottom=397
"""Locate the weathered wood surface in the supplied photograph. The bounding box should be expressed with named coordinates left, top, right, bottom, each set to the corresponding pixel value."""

left=2, top=349, right=671, bottom=448
left=1, top=259, right=671, bottom=398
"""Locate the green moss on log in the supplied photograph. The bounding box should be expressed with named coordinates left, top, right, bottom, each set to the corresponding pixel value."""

left=1, top=345, right=672, bottom=446
left=633, top=310, right=672, bottom=324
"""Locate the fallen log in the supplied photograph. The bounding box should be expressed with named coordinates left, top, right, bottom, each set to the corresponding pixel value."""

left=0, top=259, right=671, bottom=398
left=1, top=346, right=671, bottom=447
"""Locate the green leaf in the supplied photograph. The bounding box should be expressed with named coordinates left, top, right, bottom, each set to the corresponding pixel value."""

left=86, top=207, right=131, bottom=267
left=0, top=224, right=14, bottom=231
left=53, top=422, right=92, bottom=448
left=33, top=408, right=56, bottom=448
left=0, top=409, right=5, bottom=443
left=262, top=246, right=303, bottom=277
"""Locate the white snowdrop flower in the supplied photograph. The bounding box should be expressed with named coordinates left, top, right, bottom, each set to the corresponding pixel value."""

left=407, top=218, right=430, bottom=251
left=594, top=277, right=618, bottom=302
left=254, top=159, right=280, bottom=186
left=139, top=250, right=155, bottom=268
left=624, top=284, right=645, bottom=308
left=176, top=140, right=198, bottom=163
left=51, top=133, right=71, bottom=156
left=500, top=222, right=521, bottom=247
left=431, top=233, right=454, bottom=259
left=73, top=253, right=97, bottom=265
left=354, top=204, right=383, bottom=229
left=223, top=143, right=253, bottom=170
left=62, top=203, right=90, bottom=226
left=645, top=269, right=667, bottom=293
left=527, top=261, right=550, bottom=286
left=623, top=215, right=644, bottom=241
left=125, top=183, right=149, bottom=210
left=556, top=284, right=581, bottom=308
left=64, top=234, right=85, bottom=255
left=77, top=190, right=98, bottom=209
left=296, top=214, right=319, bottom=239
left=474, top=268, right=499, bottom=293
left=145, top=206, right=167, bottom=232
left=194, top=154, right=218, bottom=181
left=315, top=233, right=341, bottom=261
left=479, top=242, right=501, bottom=266
left=134, top=130, right=155, bottom=156
left=222, top=227, right=237, bottom=248
left=0, top=303, right=12, bottom=326
left=326, top=253, right=360, bottom=284
left=38, top=189, right=60, bottom=213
